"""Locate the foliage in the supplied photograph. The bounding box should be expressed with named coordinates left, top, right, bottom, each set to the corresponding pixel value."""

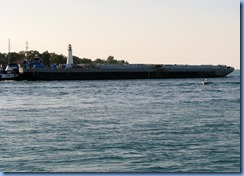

left=93, top=58, right=106, bottom=64
left=41, top=51, right=51, bottom=66
left=0, top=51, right=129, bottom=66
left=50, top=53, right=66, bottom=65
left=72, top=56, right=94, bottom=64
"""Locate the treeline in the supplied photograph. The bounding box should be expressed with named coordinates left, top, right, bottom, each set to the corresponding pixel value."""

left=0, top=50, right=129, bottom=66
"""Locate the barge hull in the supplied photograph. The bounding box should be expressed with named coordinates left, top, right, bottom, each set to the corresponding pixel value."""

left=19, top=71, right=225, bottom=81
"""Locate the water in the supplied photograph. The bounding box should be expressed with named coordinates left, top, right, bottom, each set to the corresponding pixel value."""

left=0, top=71, right=240, bottom=172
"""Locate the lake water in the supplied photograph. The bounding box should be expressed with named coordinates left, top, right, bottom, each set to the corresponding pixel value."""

left=0, top=71, right=240, bottom=172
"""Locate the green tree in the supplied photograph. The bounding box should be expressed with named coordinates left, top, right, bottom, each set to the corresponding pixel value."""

left=106, top=56, right=115, bottom=64
left=0, top=50, right=130, bottom=66
left=105, top=56, right=128, bottom=64
left=50, top=53, right=66, bottom=65
left=0, top=53, right=8, bottom=66
left=94, top=58, right=106, bottom=64
left=117, top=60, right=129, bottom=64
left=73, top=56, right=81, bottom=64
left=79, top=58, right=92, bottom=64
left=41, top=51, right=51, bottom=66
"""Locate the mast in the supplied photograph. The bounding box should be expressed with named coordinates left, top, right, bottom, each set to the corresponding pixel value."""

left=8, top=38, right=10, bottom=64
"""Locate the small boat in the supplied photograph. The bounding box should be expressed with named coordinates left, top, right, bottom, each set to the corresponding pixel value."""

left=0, top=40, right=19, bottom=81
left=202, top=79, right=212, bottom=85
left=0, top=73, right=17, bottom=80
left=0, top=64, right=19, bottom=81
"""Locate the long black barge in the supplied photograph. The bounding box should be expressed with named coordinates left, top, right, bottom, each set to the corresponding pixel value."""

left=18, top=64, right=234, bottom=81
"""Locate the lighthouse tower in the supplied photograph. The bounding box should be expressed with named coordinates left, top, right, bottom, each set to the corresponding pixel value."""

left=67, top=44, right=73, bottom=65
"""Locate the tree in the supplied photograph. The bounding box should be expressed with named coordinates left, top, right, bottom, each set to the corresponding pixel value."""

left=0, top=53, right=8, bottom=66
left=0, top=50, right=130, bottom=65
left=106, top=56, right=117, bottom=64
left=105, top=56, right=129, bottom=64
left=79, top=58, right=92, bottom=64
left=41, top=51, right=51, bottom=66
left=94, top=58, right=106, bottom=64
left=117, top=60, right=128, bottom=64
left=73, top=56, right=81, bottom=64
left=50, top=53, right=66, bottom=65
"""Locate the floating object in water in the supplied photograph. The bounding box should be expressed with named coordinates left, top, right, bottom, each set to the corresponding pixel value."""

left=202, top=79, right=213, bottom=85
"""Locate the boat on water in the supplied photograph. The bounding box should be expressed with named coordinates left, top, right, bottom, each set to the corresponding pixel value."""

left=18, top=63, right=234, bottom=81
left=3, top=44, right=235, bottom=81
left=0, top=64, right=19, bottom=81
left=0, top=39, right=20, bottom=81
left=0, top=72, right=18, bottom=80
left=201, top=79, right=213, bottom=85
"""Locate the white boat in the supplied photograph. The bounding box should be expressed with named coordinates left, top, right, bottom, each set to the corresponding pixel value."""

left=0, top=64, right=19, bottom=80
left=202, top=79, right=212, bottom=85
left=0, top=40, right=19, bottom=81
left=0, top=73, right=17, bottom=80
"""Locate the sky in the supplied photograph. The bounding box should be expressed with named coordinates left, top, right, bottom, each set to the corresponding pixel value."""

left=0, top=0, right=240, bottom=68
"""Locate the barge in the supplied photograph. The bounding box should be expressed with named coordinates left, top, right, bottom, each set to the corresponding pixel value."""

left=18, top=63, right=234, bottom=81
left=11, top=44, right=236, bottom=81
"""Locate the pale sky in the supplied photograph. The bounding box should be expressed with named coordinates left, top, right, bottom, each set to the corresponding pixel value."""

left=0, top=0, right=240, bottom=68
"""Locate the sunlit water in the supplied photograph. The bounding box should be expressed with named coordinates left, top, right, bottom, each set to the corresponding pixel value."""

left=0, top=71, right=240, bottom=172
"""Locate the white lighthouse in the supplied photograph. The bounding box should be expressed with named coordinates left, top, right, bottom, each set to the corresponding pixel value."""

left=67, top=44, right=73, bottom=66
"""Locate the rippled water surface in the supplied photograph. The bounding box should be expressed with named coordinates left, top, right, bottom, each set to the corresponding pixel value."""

left=0, top=71, right=240, bottom=172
